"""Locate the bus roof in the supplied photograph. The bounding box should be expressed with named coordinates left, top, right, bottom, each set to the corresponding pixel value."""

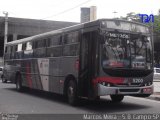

left=6, top=18, right=149, bottom=46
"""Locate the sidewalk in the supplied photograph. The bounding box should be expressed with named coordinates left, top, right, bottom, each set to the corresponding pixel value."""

left=148, top=81, right=160, bottom=101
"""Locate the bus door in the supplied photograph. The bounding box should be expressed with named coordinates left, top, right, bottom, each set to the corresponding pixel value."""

left=79, top=30, right=98, bottom=98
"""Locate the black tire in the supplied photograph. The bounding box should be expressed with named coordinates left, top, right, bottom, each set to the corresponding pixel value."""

left=16, top=74, right=23, bottom=92
left=67, top=80, right=78, bottom=105
left=110, top=95, right=124, bottom=103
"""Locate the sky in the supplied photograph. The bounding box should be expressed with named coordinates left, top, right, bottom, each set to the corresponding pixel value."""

left=0, top=0, right=159, bottom=22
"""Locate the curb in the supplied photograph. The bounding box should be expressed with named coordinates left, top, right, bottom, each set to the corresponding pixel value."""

left=147, top=92, right=160, bottom=101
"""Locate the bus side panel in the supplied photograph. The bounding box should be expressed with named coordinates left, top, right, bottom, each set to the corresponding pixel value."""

left=31, top=59, right=42, bottom=90
left=59, top=56, right=79, bottom=94
left=21, top=59, right=43, bottom=90
left=21, top=60, right=32, bottom=88
left=49, top=57, right=61, bottom=93
left=37, top=58, right=50, bottom=91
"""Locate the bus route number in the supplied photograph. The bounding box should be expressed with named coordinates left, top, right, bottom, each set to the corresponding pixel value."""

left=132, top=78, right=143, bottom=83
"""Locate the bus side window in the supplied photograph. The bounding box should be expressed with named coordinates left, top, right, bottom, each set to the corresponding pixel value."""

left=22, top=43, right=27, bottom=50
left=34, top=39, right=46, bottom=58
left=46, top=38, right=51, bottom=47
left=23, top=42, right=33, bottom=58
left=64, top=31, right=79, bottom=44
left=15, top=43, right=23, bottom=59
left=35, top=39, right=46, bottom=49
left=26, top=42, right=32, bottom=50
left=17, top=44, right=22, bottom=51
left=46, top=35, right=62, bottom=57
left=63, top=31, right=79, bottom=56
left=50, top=35, right=61, bottom=47
left=11, top=45, right=17, bottom=59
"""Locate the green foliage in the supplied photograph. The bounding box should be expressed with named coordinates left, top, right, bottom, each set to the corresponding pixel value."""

left=120, top=12, right=141, bottom=22
left=121, top=12, right=160, bottom=33
left=153, top=15, right=160, bottom=33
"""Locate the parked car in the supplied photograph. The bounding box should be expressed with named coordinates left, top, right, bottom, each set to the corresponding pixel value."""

left=0, top=66, right=3, bottom=76
left=0, top=67, right=3, bottom=80
left=154, top=67, right=160, bottom=80
left=0, top=66, right=7, bottom=83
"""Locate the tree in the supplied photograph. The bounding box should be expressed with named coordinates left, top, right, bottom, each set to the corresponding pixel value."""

left=121, top=12, right=160, bottom=33
left=153, top=15, right=160, bottom=33
left=120, top=12, right=140, bottom=22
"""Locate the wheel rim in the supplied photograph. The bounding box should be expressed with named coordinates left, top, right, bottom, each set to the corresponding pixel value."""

left=67, top=81, right=77, bottom=104
left=68, top=85, right=74, bottom=101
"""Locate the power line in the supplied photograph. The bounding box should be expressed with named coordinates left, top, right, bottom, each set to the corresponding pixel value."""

left=41, top=0, right=92, bottom=20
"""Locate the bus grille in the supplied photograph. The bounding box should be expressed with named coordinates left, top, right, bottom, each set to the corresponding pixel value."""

left=115, top=83, right=141, bottom=87
left=119, top=89, right=140, bottom=92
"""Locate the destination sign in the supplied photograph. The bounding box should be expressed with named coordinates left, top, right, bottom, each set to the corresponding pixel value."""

left=106, top=32, right=130, bottom=39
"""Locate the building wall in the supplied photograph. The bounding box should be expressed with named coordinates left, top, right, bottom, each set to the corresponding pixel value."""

left=0, top=17, right=78, bottom=57
left=81, top=6, right=97, bottom=23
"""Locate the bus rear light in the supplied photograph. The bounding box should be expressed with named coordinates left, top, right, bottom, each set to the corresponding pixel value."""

left=75, top=59, right=79, bottom=71
left=102, top=82, right=105, bottom=86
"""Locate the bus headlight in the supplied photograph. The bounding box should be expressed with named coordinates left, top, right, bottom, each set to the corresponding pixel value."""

left=102, top=82, right=105, bottom=86
left=107, top=83, right=111, bottom=87
left=99, top=82, right=111, bottom=87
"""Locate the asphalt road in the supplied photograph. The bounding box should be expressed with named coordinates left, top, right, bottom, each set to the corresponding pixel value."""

left=0, top=80, right=160, bottom=114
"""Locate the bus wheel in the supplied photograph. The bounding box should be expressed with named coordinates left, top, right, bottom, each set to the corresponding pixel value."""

left=110, top=95, right=124, bottom=103
left=67, top=80, right=78, bottom=105
left=16, top=74, right=23, bottom=92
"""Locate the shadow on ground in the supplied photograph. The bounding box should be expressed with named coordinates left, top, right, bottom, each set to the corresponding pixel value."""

left=5, top=87, right=151, bottom=113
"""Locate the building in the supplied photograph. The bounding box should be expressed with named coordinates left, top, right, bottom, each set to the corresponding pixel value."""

left=81, top=6, right=97, bottom=23
left=0, top=17, right=78, bottom=57
left=0, top=17, right=78, bottom=66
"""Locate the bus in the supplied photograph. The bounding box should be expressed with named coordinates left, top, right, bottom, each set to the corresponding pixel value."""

left=3, top=19, right=154, bottom=105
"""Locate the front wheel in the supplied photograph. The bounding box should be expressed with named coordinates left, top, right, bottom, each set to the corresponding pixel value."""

left=16, top=74, right=23, bottom=92
left=67, top=80, right=78, bottom=105
left=110, top=95, right=124, bottom=103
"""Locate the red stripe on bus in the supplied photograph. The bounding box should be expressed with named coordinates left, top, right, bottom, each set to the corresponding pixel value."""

left=26, top=63, right=32, bottom=88
left=93, top=77, right=125, bottom=84
left=75, top=59, right=79, bottom=71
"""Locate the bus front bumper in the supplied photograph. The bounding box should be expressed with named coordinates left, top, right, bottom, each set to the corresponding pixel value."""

left=97, top=83, right=154, bottom=96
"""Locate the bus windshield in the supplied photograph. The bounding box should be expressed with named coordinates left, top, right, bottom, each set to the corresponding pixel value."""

left=101, top=31, right=153, bottom=69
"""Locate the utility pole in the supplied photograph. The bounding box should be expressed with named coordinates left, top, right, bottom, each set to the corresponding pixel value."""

left=3, top=11, right=8, bottom=55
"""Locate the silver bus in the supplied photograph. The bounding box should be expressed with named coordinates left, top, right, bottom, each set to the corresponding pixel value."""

left=3, top=19, right=154, bottom=105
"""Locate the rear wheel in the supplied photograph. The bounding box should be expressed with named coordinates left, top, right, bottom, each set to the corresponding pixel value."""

left=110, top=95, right=124, bottom=103
left=67, top=80, right=78, bottom=105
left=16, top=74, right=23, bottom=92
